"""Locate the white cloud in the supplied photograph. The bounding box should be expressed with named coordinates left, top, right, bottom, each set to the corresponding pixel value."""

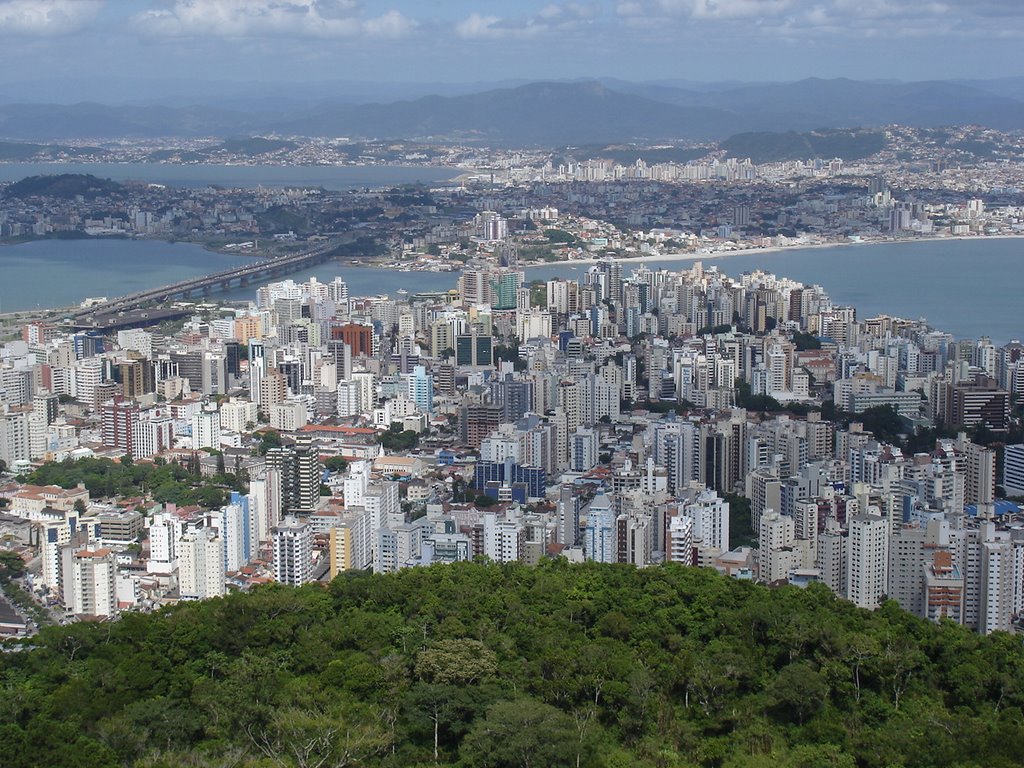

left=362, top=9, right=414, bottom=39
left=455, top=2, right=600, bottom=40
left=610, top=0, right=1024, bottom=38
left=455, top=13, right=504, bottom=39
left=690, top=0, right=793, bottom=19
left=133, top=0, right=415, bottom=39
left=0, top=0, right=104, bottom=35
left=648, top=0, right=793, bottom=18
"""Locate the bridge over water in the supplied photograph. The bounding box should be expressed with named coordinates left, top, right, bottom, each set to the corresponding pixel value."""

left=65, top=240, right=342, bottom=330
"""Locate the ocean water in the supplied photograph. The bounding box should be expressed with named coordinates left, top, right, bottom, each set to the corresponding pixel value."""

left=0, top=236, right=1020, bottom=344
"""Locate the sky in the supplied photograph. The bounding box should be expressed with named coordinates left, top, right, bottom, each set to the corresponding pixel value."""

left=0, top=0, right=1023, bottom=100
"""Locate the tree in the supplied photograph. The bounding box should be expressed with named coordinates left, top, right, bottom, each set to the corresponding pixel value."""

left=380, top=425, right=419, bottom=452
left=412, top=640, right=499, bottom=760
left=459, top=698, right=579, bottom=768
left=768, top=663, right=827, bottom=725
left=543, top=228, right=576, bottom=245
left=416, top=639, right=498, bottom=686
left=0, top=550, right=25, bottom=582
left=324, top=456, right=349, bottom=474
left=258, top=430, right=282, bottom=456
left=250, top=701, right=387, bottom=768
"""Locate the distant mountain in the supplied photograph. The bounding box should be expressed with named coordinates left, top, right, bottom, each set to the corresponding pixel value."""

left=279, top=81, right=738, bottom=144
left=0, top=78, right=1023, bottom=145
left=643, top=78, right=1024, bottom=132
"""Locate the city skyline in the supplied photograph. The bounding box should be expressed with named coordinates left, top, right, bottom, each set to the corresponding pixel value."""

left=1, top=0, right=1024, bottom=103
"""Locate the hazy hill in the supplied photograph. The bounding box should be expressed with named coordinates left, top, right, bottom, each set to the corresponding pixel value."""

left=0, top=102, right=264, bottom=140
left=681, top=77, right=1024, bottom=132
left=280, top=80, right=739, bottom=144
left=0, top=78, right=1023, bottom=144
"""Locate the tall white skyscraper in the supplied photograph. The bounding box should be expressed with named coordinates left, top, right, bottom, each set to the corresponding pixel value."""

left=273, top=516, right=312, bottom=587
left=220, top=493, right=253, bottom=574
left=62, top=547, right=118, bottom=618
left=683, top=488, right=730, bottom=554
left=178, top=527, right=225, bottom=600
left=407, top=365, right=433, bottom=413
left=846, top=514, right=890, bottom=609
left=191, top=401, right=221, bottom=450
left=484, top=514, right=523, bottom=563
left=583, top=491, right=615, bottom=563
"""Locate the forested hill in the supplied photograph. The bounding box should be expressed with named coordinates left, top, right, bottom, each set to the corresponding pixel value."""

left=2, top=562, right=1023, bottom=768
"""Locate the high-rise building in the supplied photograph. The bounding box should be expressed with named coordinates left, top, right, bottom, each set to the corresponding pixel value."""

left=483, top=514, right=524, bottom=563
left=888, top=519, right=955, bottom=619
left=265, top=435, right=321, bottom=514
left=979, top=536, right=1019, bottom=635
left=924, top=551, right=964, bottom=624
left=62, top=547, right=118, bottom=618
left=1004, top=443, right=1024, bottom=497
left=490, top=270, right=522, bottom=310
left=0, top=405, right=32, bottom=467
left=332, top=323, right=374, bottom=357
left=460, top=404, right=502, bottom=448
left=570, top=428, right=599, bottom=473
left=178, top=526, right=226, bottom=600
left=220, top=398, right=258, bottom=434
left=556, top=485, right=581, bottom=546
left=455, top=333, right=494, bottom=367
left=101, top=397, right=140, bottom=456
left=220, top=493, right=253, bottom=574
left=258, top=369, right=288, bottom=415
left=583, top=491, right=615, bottom=563
left=951, top=379, right=1009, bottom=430
left=683, top=488, right=731, bottom=554
left=191, top=401, right=221, bottom=450
left=407, top=365, right=434, bottom=413
left=667, top=514, right=694, bottom=565
left=270, top=400, right=308, bottom=432
left=272, top=516, right=312, bottom=586
left=846, top=514, right=889, bottom=609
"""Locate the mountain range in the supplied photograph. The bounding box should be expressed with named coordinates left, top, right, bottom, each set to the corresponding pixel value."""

left=1, top=77, right=1023, bottom=146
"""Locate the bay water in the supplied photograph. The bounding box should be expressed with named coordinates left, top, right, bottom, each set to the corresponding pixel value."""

left=0, top=236, right=1020, bottom=344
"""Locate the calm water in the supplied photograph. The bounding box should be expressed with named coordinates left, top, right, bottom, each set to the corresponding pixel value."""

left=0, top=163, right=459, bottom=189
left=0, top=239, right=252, bottom=312
left=1, top=236, right=1021, bottom=343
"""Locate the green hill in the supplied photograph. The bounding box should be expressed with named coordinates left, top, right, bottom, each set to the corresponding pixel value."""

left=720, top=129, right=888, bottom=163
left=4, top=173, right=123, bottom=199
left=2, top=561, right=1022, bottom=768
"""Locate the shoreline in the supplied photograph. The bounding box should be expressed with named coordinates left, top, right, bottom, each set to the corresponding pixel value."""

left=519, top=233, right=1024, bottom=270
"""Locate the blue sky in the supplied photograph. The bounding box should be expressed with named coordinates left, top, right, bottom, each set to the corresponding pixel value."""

left=0, top=0, right=1022, bottom=96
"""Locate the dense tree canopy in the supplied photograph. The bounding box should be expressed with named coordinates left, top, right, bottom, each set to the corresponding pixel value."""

left=26, top=457, right=243, bottom=509
left=2, top=562, right=1024, bottom=767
